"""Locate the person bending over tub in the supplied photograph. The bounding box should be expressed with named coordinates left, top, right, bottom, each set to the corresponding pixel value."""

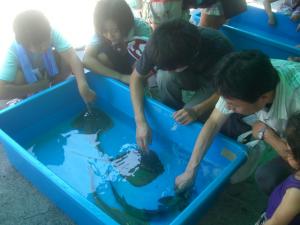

left=174, top=50, right=300, bottom=196
left=255, top=112, right=300, bottom=225
left=83, top=0, right=152, bottom=85
left=130, top=19, right=234, bottom=150
left=0, top=10, right=95, bottom=110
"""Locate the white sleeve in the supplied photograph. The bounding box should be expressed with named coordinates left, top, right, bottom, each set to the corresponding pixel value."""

left=215, top=96, right=233, bottom=115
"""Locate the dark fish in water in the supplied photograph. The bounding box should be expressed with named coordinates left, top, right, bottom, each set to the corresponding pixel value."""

left=92, top=191, right=149, bottom=225
left=71, top=108, right=113, bottom=134
left=110, top=182, right=190, bottom=221
left=89, top=166, right=149, bottom=225
left=112, top=149, right=164, bottom=186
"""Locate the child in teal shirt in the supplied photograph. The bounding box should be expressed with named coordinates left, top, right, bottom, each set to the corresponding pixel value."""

left=0, top=10, right=95, bottom=109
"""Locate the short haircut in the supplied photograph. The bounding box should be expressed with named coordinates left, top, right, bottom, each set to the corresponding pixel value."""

left=146, top=19, right=201, bottom=70
left=286, top=112, right=300, bottom=163
left=215, top=50, right=279, bottom=103
left=13, top=10, right=51, bottom=47
left=94, top=0, right=134, bottom=38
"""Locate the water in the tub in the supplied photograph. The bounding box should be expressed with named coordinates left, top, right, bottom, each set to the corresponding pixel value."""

left=24, top=104, right=222, bottom=225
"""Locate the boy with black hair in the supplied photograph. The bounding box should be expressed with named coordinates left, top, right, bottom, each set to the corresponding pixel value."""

left=130, top=19, right=233, bottom=150
left=0, top=10, right=95, bottom=109
left=175, top=50, right=300, bottom=194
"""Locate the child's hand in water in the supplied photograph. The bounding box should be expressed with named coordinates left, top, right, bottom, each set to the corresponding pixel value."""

left=175, top=170, right=196, bottom=194
left=173, top=108, right=198, bottom=125
left=136, top=121, right=152, bottom=151
left=268, top=14, right=276, bottom=26
left=79, top=83, right=96, bottom=104
left=291, top=13, right=300, bottom=22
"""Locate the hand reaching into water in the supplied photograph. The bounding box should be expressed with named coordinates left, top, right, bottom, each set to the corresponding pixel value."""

left=175, top=170, right=196, bottom=194
left=268, top=14, right=276, bottom=26
left=79, top=83, right=96, bottom=104
left=291, top=13, right=300, bottom=22
left=136, top=121, right=152, bottom=151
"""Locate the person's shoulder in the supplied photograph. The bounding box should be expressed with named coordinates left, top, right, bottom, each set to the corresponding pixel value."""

left=133, top=17, right=148, bottom=27
left=215, top=96, right=233, bottom=115
left=50, top=29, right=67, bottom=44
left=88, top=34, right=102, bottom=46
left=285, top=185, right=300, bottom=209
left=271, top=58, right=300, bottom=88
left=198, top=26, right=221, bottom=35
left=50, top=29, right=63, bottom=39
left=50, top=29, right=72, bottom=52
left=133, top=18, right=152, bottom=37
left=197, top=26, right=228, bottom=41
left=1, top=42, right=18, bottom=62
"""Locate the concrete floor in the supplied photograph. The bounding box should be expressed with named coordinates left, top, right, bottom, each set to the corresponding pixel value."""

left=0, top=145, right=74, bottom=225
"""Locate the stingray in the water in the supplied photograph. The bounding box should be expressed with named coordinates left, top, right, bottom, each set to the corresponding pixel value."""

left=89, top=166, right=149, bottom=225
left=112, top=148, right=164, bottom=186
left=110, top=181, right=190, bottom=221
left=90, top=163, right=189, bottom=224
left=71, top=108, right=113, bottom=134
left=92, top=191, right=149, bottom=225
left=72, top=108, right=164, bottom=186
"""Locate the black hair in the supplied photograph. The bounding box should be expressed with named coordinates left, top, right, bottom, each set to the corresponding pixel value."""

left=286, top=112, right=300, bottom=163
left=13, top=10, right=51, bottom=47
left=94, top=0, right=134, bottom=38
left=215, top=50, right=279, bottom=103
left=146, top=19, right=201, bottom=70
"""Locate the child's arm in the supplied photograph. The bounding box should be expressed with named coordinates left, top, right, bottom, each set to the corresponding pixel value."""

left=263, top=0, right=278, bottom=25
left=252, top=122, right=289, bottom=160
left=291, top=5, right=300, bottom=22
left=83, top=45, right=130, bottom=84
left=175, top=108, right=229, bottom=193
left=264, top=188, right=300, bottom=225
left=59, top=48, right=96, bottom=103
left=173, top=93, right=219, bottom=125
left=0, top=78, right=50, bottom=99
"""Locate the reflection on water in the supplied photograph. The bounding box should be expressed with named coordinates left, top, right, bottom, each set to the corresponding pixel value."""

left=112, top=147, right=164, bottom=187
left=25, top=107, right=222, bottom=225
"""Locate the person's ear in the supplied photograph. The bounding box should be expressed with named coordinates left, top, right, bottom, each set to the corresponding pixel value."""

left=258, top=91, right=273, bottom=105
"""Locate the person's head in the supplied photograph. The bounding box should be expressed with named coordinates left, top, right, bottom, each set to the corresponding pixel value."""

left=146, top=19, right=201, bottom=71
left=94, top=0, right=134, bottom=44
left=285, top=112, right=300, bottom=170
left=215, top=50, right=279, bottom=115
left=13, top=10, right=51, bottom=53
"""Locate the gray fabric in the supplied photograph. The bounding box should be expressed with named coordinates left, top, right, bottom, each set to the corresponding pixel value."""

left=255, top=156, right=294, bottom=195
left=156, top=69, right=214, bottom=110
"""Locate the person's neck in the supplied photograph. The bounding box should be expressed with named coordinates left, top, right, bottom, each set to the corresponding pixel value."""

left=267, top=90, right=276, bottom=104
left=263, top=90, right=276, bottom=111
